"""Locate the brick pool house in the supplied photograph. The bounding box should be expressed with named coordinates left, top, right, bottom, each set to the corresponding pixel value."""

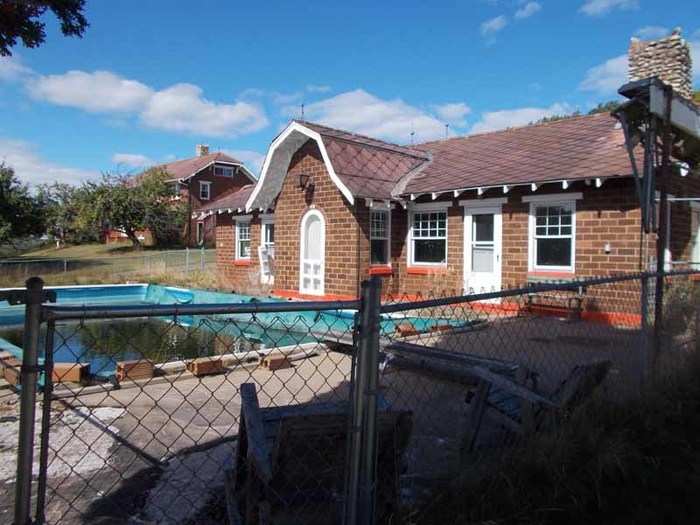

left=199, top=31, right=699, bottom=321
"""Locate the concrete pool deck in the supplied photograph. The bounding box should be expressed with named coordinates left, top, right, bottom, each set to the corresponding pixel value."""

left=0, top=313, right=680, bottom=524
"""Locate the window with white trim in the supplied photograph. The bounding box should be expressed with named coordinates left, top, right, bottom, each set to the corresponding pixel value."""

left=370, top=210, right=390, bottom=265
left=410, top=210, right=447, bottom=265
left=214, top=165, right=234, bottom=177
left=199, top=181, right=211, bottom=200
left=235, top=221, right=251, bottom=259
left=530, top=202, right=575, bottom=270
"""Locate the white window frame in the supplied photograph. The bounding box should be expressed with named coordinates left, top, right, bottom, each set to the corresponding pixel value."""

left=196, top=221, right=204, bottom=245
left=408, top=203, right=450, bottom=267
left=261, top=216, right=275, bottom=251
left=214, top=165, right=234, bottom=177
left=526, top=194, right=580, bottom=272
left=235, top=218, right=251, bottom=260
left=199, top=181, right=212, bottom=200
left=369, top=209, right=391, bottom=266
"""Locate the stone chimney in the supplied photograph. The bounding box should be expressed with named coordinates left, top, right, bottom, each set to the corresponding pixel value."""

left=195, top=144, right=210, bottom=157
left=629, top=28, right=693, bottom=100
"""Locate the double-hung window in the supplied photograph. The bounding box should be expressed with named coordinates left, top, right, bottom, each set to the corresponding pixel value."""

left=370, top=210, right=390, bottom=265
left=531, top=202, right=575, bottom=271
left=199, top=181, right=211, bottom=200
left=410, top=210, right=447, bottom=265
left=214, top=165, right=234, bottom=177
left=236, top=220, right=251, bottom=260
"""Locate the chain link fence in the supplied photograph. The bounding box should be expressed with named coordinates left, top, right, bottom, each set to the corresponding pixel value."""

left=3, top=270, right=699, bottom=524
left=0, top=249, right=216, bottom=287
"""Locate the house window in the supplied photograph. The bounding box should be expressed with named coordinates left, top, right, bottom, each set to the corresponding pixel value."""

left=370, top=210, right=390, bottom=265
left=214, top=165, right=234, bottom=177
left=196, top=222, right=204, bottom=245
left=262, top=222, right=275, bottom=251
left=199, top=181, right=211, bottom=200
left=531, top=202, right=575, bottom=271
left=410, top=210, right=447, bottom=265
left=236, top=221, right=251, bottom=259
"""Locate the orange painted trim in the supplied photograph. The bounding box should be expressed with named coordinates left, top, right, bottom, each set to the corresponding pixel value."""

left=233, top=259, right=252, bottom=266
left=272, top=289, right=358, bottom=301
left=406, top=266, right=448, bottom=276
left=368, top=265, right=393, bottom=276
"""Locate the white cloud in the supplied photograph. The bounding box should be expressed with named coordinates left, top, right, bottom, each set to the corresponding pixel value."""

left=515, top=2, right=542, bottom=19
left=0, top=55, right=32, bottom=82
left=111, top=153, right=155, bottom=168
left=634, top=26, right=670, bottom=40
left=140, top=83, right=268, bottom=137
left=0, top=138, right=98, bottom=186
left=28, top=70, right=153, bottom=113
left=579, top=0, right=638, bottom=16
left=481, top=15, right=508, bottom=36
left=579, top=54, right=627, bottom=94
left=306, top=84, right=332, bottom=93
left=224, top=149, right=266, bottom=176
left=24, top=68, right=269, bottom=137
left=431, top=102, right=472, bottom=126
left=470, top=103, right=572, bottom=134
left=291, top=89, right=448, bottom=143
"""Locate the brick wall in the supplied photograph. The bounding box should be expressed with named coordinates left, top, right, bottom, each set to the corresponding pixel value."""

left=215, top=213, right=263, bottom=294
left=273, top=140, right=361, bottom=298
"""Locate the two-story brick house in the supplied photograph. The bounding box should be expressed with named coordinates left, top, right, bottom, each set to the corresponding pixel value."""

left=200, top=31, right=699, bottom=322
left=107, top=145, right=257, bottom=246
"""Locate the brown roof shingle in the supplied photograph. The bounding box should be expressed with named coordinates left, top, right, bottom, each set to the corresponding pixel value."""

left=198, top=184, right=254, bottom=213
left=404, top=112, right=632, bottom=195
left=153, top=152, right=249, bottom=181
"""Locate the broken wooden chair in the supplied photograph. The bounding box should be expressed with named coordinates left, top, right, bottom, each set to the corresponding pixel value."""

left=464, top=360, right=612, bottom=453
left=225, top=383, right=412, bottom=525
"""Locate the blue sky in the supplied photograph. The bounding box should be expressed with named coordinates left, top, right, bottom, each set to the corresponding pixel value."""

left=0, top=0, right=698, bottom=186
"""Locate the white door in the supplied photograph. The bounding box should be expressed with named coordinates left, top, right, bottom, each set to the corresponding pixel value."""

left=300, top=210, right=325, bottom=295
left=464, top=207, right=502, bottom=295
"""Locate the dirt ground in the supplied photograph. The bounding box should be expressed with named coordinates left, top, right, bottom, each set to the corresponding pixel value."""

left=0, top=315, right=655, bottom=524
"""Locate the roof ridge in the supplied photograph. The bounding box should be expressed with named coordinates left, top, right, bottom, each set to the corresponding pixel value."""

left=294, top=119, right=430, bottom=159
left=416, top=111, right=616, bottom=147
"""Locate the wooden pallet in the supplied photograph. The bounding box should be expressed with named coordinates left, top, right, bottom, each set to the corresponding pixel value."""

left=261, top=354, right=292, bottom=371
left=116, top=359, right=154, bottom=382
left=186, top=357, right=224, bottom=376
left=3, top=357, right=22, bottom=386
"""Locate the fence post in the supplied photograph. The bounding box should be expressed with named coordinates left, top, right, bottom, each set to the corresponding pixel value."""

left=346, top=276, right=382, bottom=525
left=35, top=319, right=55, bottom=525
left=640, top=273, right=652, bottom=383
left=14, top=277, right=45, bottom=525
left=200, top=247, right=205, bottom=272
left=185, top=247, right=190, bottom=276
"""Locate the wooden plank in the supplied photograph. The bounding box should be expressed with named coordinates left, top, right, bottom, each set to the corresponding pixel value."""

left=469, top=365, right=556, bottom=407
left=240, top=383, right=273, bottom=483
left=186, top=357, right=224, bottom=376
left=116, top=359, right=154, bottom=381
left=462, top=379, right=491, bottom=455
left=52, top=362, right=89, bottom=383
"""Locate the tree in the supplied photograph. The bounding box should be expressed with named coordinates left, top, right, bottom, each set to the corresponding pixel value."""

left=75, top=170, right=187, bottom=249
left=587, top=100, right=621, bottom=115
left=36, top=181, right=94, bottom=246
left=0, top=163, right=45, bottom=246
left=0, top=0, right=88, bottom=56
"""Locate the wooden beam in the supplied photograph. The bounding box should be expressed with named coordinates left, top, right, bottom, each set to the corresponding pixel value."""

left=240, top=383, right=273, bottom=482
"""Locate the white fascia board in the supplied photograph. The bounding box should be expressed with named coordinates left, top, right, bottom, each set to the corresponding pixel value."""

left=459, top=197, right=508, bottom=208
left=244, top=121, right=354, bottom=212
left=408, top=201, right=453, bottom=211
left=522, top=192, right=583, bottom=203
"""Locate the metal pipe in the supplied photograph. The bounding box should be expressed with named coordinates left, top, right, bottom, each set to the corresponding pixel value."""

left=45, top=299, right=362, bottom=321
left=14, top=277, right=45, bottom=525
left=35, top=319, right=55, bottom=524
left=358, top=277, right=382, bottom=525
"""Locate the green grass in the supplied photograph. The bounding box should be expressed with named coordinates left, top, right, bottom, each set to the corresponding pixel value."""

left=14, top=241, right=169, bottom=259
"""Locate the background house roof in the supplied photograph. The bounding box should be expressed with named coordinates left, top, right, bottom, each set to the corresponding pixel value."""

left=197, top=184, right=255, bottom=214
left=149, top=152, right=255, bottom=182
left=404, top=113, right=633, bottom=195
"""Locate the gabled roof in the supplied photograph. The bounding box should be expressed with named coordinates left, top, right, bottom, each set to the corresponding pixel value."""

left=197, top=184, right=255, bottom=215
left=298, top=121, right=429, bottom=200
left=403, top=112, right=633, bottom=196
left=148, top=152, right=256, bottom=183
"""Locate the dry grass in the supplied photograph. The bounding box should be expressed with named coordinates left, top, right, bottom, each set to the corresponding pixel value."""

left=413, top=346, right=700, bottom=525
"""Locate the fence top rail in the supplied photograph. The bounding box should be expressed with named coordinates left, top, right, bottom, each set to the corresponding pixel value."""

left=44, top=299, right=362, bottom=321
left=0, top=249, right=216, bottom=265
left=380, top=270, right=700, bottom=314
